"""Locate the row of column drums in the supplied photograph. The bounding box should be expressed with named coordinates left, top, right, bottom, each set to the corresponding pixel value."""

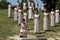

left=8, top=5, right=60, bottom=37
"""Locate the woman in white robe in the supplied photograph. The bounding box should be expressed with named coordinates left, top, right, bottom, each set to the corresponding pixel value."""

left=18, top=9, right=22, bottom=25
left=34, top=10, right=40, bottom=33
left=16, top=2, right=19, bottom=10
left=55, top=9, right=59, bottom=23
left=23, top=2, right=27, bottom=10
left=35, top=1, right=38, bottom=9
left=50, top=9, right=55, bottom=26
left=43, top=10, right=48, bottom=31
left=14, top=8, right=18, bottom=21
left=31, top=2, right=34, bottom=10
left=28, top=5, right=34, bottom=19
left=28, top=1, right=31, bottom=8
left=8, top=4, right=12, bottom=18
left=41, top=1, right=45, bottom=12
left=23, top=10, right=28, bottom=23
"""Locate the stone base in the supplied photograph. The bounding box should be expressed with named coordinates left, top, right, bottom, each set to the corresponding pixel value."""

left=14, top=37, right=47, bottom=40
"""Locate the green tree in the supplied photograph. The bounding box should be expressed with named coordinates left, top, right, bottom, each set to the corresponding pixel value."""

left=56, top=0, right=60, bottom=9
left=0, top=0, right=10, bottom=9
left=41, top=0, right=58, bottom=11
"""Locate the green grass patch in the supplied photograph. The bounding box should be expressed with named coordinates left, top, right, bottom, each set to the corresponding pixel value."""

left=0, top=9, right=60, bottom=40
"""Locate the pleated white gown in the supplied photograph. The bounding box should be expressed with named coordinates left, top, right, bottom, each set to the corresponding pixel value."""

left=23, top=13, right=28, bottom=23
left=8, top=5, right=12, bottom=18
left=34, top=14, right=40, bottom=33
left=31, top=3, right=34, bottom=10
left=55, top=10, right=59, bottom=23
left=43, top=13, right=48, bottom=31
left=16, top=3, right=19, bottom=10
left=18, top=9, right=22, bottom=25
left=23, top=3, right=26, bottom=10
left=28, top=2, right=30, bottom=8
left=41, top=3, right=45, bottom=11
left=28, top=6, right=33, bottom=19
left=50, top=11, right=55, bottom=26
left=14, top=8, right=18, bottom=21
left=35, top=2, right=38, bottom=9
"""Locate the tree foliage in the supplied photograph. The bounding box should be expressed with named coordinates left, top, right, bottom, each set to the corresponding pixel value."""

left=47, top=0, right=57, bottom=11
left=42, top=0, right=58, bottom=11
left=56, top=0, right=60, bottom=9
left=0, top=0, right=11, bottom=9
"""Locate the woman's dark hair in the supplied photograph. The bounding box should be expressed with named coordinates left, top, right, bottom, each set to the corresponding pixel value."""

left=22, top=19, right=25, bottom=21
